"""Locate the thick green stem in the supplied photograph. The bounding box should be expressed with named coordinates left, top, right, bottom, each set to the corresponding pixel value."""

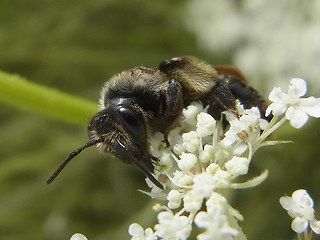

left=0, top=71, right=98, bottom=126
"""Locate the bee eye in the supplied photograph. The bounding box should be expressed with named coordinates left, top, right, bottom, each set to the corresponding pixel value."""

left=88, top=113, right=109, bottom=136
left=117, top=107, right=145, bottom=141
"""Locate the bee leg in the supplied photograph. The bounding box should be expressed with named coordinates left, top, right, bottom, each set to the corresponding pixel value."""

left=162, top=132, right=170, bottom=148
left=206, top=101, right=225, bottom=121
left=209, top=83, right=238, bottom=117
left=159, top=79, right=183, bottom=147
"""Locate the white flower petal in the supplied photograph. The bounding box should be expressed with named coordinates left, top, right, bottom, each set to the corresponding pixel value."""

left=182, top=131, right=200, bottom=153
left=286, top=106, right=309, bottom=128
left=289, top=78, right=307, bottom=97
left=279, top=196, right=302, bottom=218
left=155, top=210, right=192, bottom=240
left=144, top=228, right=156, bottom=240
left=183, top=101, right=204, bottom=127
left=70, top=233, right=88, bottom=240
left=206, top=163, right=220, bottom=174
left=206, top=192, right=227, bottom=207
left=291, top=217, right=308, bottom=233
left=292, top=190, right=312, bottom=206
left=268, top=86, right=285, bottom=102
left=211, top=169, right=232, bottom=188
left=266, top=102, right=287, bottom=116
left=183, top=190, right=203, bottom=213
left=225, top=156, right=249, bottom=177
left=300, top=97, right=320, bottom=118
left=233, top=142, right=248, bottom=156
left=310, top=218, right=320, bottom=234
left=199, top=144, right=215, bottom=163
left=168, top=127, right=183, bottom=146
left=129, top=223, right=144, bottom=237
left=149, top=132, right=165, bottom=158
left=220, top=224, right=239, bottom=237
left=172, top=170, right=193, bottom=186
left=196, top=112, right=216, bottom=137
left=259, top=118, right=269, bottom=130
left=157, top=211, right=173, bottom=224
left=173, top=143, right=185, bottom=155
left=279, top=196, right=299, bottom=211
left=167, top=190, right=182, bottom=209
left=194, top=211, right=212, bottom=229
left=159, top=152, right=174, bottom=172
left=195, top=206, right=239, bottom=240
left=193, top=172, right=216, bottom=198
left=178, top=152, right=198, bottom=171
left=265, top=105, right=272, bottom=117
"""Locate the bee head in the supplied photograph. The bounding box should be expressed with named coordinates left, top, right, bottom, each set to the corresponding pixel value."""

left=47, top=103, right=150, bottom=184
left=87, top=104, right=148, bottom=155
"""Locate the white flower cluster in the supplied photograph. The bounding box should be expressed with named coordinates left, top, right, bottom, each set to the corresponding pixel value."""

left=184, top=0, right=320, bottom=93
left=129, top=79, right=320, bottom=240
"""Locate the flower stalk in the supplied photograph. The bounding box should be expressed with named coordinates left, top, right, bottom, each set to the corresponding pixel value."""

left=0, top=70, right=98, bottom=126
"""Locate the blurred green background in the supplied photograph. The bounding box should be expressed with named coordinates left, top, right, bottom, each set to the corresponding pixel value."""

left=0, top=0, right=320, bottom=240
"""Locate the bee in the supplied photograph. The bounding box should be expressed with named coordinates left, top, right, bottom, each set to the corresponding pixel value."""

left=47, top=56, right=270, bottom=189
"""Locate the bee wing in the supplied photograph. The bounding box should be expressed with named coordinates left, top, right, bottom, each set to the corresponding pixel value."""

left=214, top=65, right=248, bottom=84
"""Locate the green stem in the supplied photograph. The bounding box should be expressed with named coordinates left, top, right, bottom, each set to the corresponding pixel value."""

left=0, top=71, right=98, bottom=126
left=298, top=233, right=304, bottom=240
left=258, top=116, right=287, bottom=143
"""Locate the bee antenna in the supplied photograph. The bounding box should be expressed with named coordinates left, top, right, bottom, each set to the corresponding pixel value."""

left=47, top=138, right=103, bottom=184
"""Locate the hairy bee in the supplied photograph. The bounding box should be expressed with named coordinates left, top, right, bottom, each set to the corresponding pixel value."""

left=47, top=56, right=270, bottom=189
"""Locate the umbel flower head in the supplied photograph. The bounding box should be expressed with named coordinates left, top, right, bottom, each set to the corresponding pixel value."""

left=128, top=78, right=320, bottom=240
left=133, top=101, right=268, bottom=240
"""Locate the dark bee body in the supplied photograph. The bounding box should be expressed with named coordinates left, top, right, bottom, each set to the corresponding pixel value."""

left=48, top=56, right=270, bottom=189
